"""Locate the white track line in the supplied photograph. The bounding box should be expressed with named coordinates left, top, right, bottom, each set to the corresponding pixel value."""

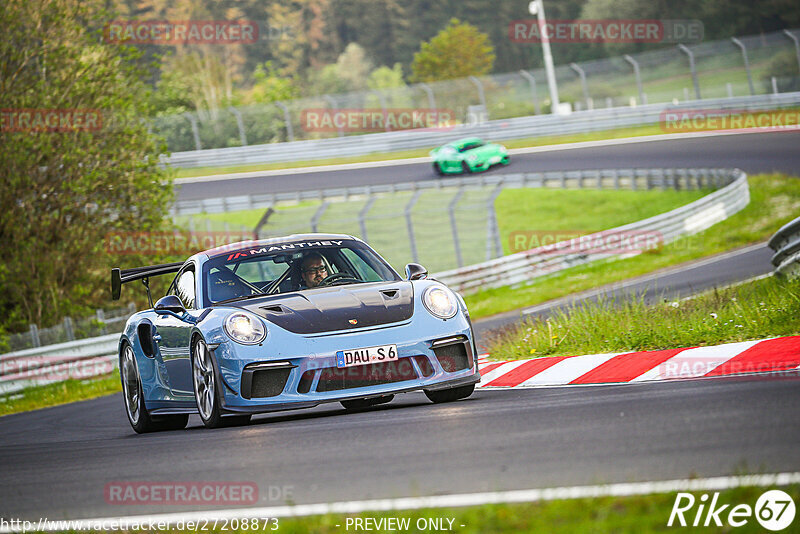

left=11, top=473, right=798, bottom=531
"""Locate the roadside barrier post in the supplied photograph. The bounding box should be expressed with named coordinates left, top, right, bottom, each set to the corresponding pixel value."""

left=730, top=38, right=755, bottom=96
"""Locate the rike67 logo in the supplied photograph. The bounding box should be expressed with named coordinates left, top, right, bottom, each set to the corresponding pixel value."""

left=668, top=490, right=796, bottom=530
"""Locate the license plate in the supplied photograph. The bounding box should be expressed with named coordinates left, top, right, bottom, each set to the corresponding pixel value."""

left=336, top=344, right=398, bottom=368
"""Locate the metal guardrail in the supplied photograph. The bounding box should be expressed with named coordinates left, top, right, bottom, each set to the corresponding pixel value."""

left=0, top=168, right=749, bottom=394
left=768, top=216, right=800, bottom=278
left=165, top=92, right=800, bottom=169
left=0, top=334, right=120, bottom=395
left=433, top=169, right=749, bottom=294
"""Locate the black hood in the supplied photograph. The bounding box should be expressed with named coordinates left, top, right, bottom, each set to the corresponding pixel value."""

left=235, top=282, right=414, bottom=334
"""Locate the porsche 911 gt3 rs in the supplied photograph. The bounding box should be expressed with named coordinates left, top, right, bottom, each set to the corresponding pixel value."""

left=112, top=234, right=480, bottom=433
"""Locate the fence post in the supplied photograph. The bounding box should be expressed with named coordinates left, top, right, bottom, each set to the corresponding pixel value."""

left=569, top=63, right=591, bottom=110
left=96, top=309, right=108, bottom=335
left=29, top=324, right=41, bottom=348
left=372, top=90, right=390, bottom=132
left=311, top=201, right=329, bottom=233
left=468, top=76, right=489, bottom=120
left=228, top=107, right=248, bottom=146
left=275, top=102, right=295, bottom=142
left=405, top=190, right=423, bottom=263
left=518, top=70, right=541, bottom=115
left=449, top=188, right=465, bottom=267
left=485, top=183, right=504, bottom=261
left=772, top=77, right=779, bottom=94
left=677, top=44, right=701, bottom=100
left=63, top=317, right=75, bottom=342
left=783, top=30, right=800, bottom=74
left=323, top=95, right=344, bottom=138
left=730, top=38, right=755, bottom=96
left=419, top=83, right=437, bottom=112
left=183, top=112, right=202, bottom=151
left=358, top=195, right=375, bottom=241
left=623, top=54, right=646, bottom=105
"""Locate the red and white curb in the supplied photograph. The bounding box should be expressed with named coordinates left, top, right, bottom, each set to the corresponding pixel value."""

left=476, top=336, right=800, bottom=388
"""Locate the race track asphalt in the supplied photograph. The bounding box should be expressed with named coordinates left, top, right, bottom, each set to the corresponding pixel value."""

left=175, top=130, right=800, bottom=201
left=1, top=376, right=798, bottom=520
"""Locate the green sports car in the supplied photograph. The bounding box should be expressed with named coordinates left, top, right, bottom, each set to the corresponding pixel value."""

left=430, top=137, right=510, bottom=175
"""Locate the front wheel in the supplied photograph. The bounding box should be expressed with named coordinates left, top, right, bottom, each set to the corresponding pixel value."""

left=192, top=337, right=225, bottom=428
left=461, top=161, right=472, bottom=174
left=121, top=343, right=188, bottom=433
left=424, top=384, right=475, bottom=404
left=433, top=162, right=444, bottom=176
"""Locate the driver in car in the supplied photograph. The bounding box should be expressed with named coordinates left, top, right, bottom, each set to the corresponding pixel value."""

left=300, top=253, right=328, bottom=288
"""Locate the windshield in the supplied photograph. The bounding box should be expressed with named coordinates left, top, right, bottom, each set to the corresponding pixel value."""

left=202, top=239, right=400, bottom=306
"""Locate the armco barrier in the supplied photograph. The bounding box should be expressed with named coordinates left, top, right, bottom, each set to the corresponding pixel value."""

left=164, top=92, right=800, bottom=169
left=0, top=334, right=120, bottom=395
left=768, top=216, right=800, bottom=278
left=433, top=169, right=749, bottom=293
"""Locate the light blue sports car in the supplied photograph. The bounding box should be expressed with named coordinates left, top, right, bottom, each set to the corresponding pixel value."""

left=112, top=234, right=480, bottom=433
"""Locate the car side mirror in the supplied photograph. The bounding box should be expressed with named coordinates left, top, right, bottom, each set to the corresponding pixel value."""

left=154, top=295, right=186, bottom=314
left=405, top=263, right=428, bottom=281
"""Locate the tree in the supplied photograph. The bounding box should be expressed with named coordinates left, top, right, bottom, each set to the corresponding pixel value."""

left=368, top=63, right=406, bottom=90
left=0, top=0, right=173, bottom=331
left=410, top=18, right=495, bottom=82
left=336, top=43, right=373, bottom=92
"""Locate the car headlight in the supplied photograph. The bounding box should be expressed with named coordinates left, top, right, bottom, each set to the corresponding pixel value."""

left=224, top=312, right=267, bottom=344
left=422, top=285, right=458, bottom=319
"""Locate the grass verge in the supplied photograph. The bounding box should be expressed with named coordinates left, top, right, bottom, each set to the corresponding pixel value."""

left=0, top=371, right=120, bottom=417
left=166, top=484, right=798, bottom=533
left=466, top=173, right=800, bottom=320
left=173, top=124, right=668, bottom=178
left=487, top=274, right=800, bottom=360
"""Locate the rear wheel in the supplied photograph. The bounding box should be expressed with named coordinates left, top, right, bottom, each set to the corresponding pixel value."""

left=424, top=384, right=475, bottom=404
left=341, top=395, right=394, bottom=411
left=121, top=343, right=188, bottom=433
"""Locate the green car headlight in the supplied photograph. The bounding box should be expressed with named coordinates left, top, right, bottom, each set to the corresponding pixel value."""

left=224, top=312, right=267, bottom=345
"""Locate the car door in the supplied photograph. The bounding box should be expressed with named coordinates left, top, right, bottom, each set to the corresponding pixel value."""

left=153, top=264, right=198, bottom=397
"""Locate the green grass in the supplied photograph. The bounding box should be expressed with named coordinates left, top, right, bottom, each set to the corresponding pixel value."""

left=180, top=186, right=702, bottom=275
left=0, top=372, right=120, bottom=417
left=496, top=188, right=707, bottom=256
left=487, top=274, right=800, bottom=360
left=466, top=173, right=800, bottom=320
left=164, top=484, right=798, bottom=533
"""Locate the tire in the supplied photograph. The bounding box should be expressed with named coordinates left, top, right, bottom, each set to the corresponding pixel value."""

left=433, top=162, right=444, bottom=176
left=424, top=384, right=475, bottom=404
left=461, top=161, right=472, bottom=174
left=341, top=395, right=394, bottom=411
left=192, top=336, right=227, bottom=429
left=121, top=343, right=188, bottom=433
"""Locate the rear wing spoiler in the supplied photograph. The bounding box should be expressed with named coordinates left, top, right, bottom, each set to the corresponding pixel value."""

left=111, top=262, right=184, bottom=301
